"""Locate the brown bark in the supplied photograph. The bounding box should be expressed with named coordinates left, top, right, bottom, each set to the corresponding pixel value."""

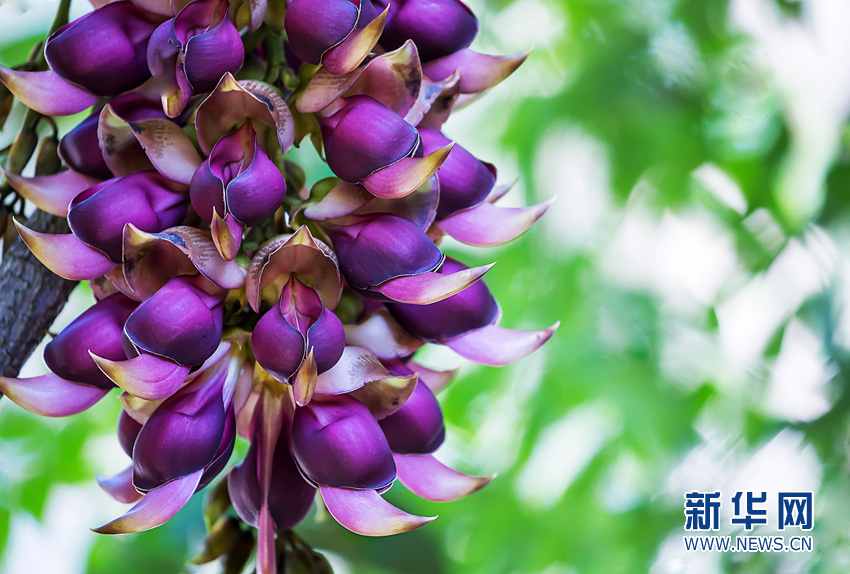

left=0, top=209, right=76, bottom=379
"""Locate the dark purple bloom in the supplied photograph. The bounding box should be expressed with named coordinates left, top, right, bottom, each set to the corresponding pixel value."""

left=148, top=0, right=244, bottom=116
left=45, top=2, right=162, bottom=96
left=132, top=369, right=230, bottom=491
left=387, top=256, right=498, bottom=341
left=118, top=409, right=143, bottom=457
left=420, top=127, right=495, bottom=219
left=67, top=171, right=187, bottom=262
left=229, top=423, right=316, bottom=531
left=123, top=276, right=224, bottom=367
left=252, top=277, right=345, bottom=381
left=43, top=293, right=137, bottom=390
left=379, top=378, right=445, bottom=454
left=327, top=214, right=443, bottom=290
left=190, top=122, right=286, bottom=227
left=320, top=96, right=419, bottom=183
left=59, top=94, right=167, bottom=180
left=376, top=0, right=477, bottom=61
left=291, top=394, right=396, bottom=490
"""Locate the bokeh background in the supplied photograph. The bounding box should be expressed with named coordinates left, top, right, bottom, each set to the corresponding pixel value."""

left=2, top=0, right=850, bottom=572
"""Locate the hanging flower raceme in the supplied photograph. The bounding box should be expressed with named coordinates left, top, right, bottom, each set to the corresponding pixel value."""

left=0, top=0, right=556, bottom=568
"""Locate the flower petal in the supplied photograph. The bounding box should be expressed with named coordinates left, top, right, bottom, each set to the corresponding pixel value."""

left=320, top=486, right=436, bottom=536
left=1, top=169, right=99, bottom=217
left=0, top=67, right=98, bottom=116
left=322, top=6, right=388, bottom=75
left=292, top=348, right=318, bottom=407
left=128, top=118, right=203, bottom=185
left=96, top=466, right=143, bottom=504
left=90, top=352, right=190, bottom=401
left=92, top=469, right=203, bottom=534
left=361, top=142, right=453, bottom=199
left=98, top=105, right=155, bottom=177
left=13, top=219, right=114, bottom=280
left=344, top=308, right=423, bottom=360
left=422, top=49, right=530, bottom=94
left=407, top=361, right=456, bottom=393
left=314, top=346, right=390, bottom=395
left=350, top=373, right=418, bottom=419
left=394, top=453, right=492, bottom=502
left=438, top=199, right=553, bottom=246
left=376, top=263, right=493, bottom=304
left=0, top=372, right=109, bottom=417
left=444, top=322, right=559, bottom=367
left=303, top=180, right=372, bottom=221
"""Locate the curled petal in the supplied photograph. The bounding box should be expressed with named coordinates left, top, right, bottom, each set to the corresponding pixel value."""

left=13, top=219, right=114, bottom=280
left=0, top=372, right=109, bottom=417
left=376, top=263, right=493, bottom=304
left=362, top=143, right=453, bottom=199
left=445, top=322, right=559, bottom=367
left=320, top=486, right=435, bottom=536
left=96, top=466, right=143, bottom=504
left=394, top=454, right=492, bottom=502
left=195, top=74, right=294, bottom=155
left=93, top=469, right=203, bottom=534
left=90, top=352, right=190, bottom=401
left=293, top=349, right=318, bottom=407
left=211, top=210, right=243, bottom=262
left=322, top=6, right=389, bottom=75
left=488, top=178, right=516, bottom=203
left=303, top=180, right=372, bottom=221
left=246, top=226, right=341, bottom=312
left=344, top=308, right=422, bottom=360
left=423, top=49, right=531, bottom=94
left=408, top=361, right=456, bottom=393
left=120, top=393, right=164, bottom=425
left=354, top=174, right=439, bottom=230
left=350, top=373, right=418, bottom=419
left=314, top=346, right=390, bottom=395
left=438, top=199, right=553, bottom=246
left=127, top=118, right=203, bottom=185
left=98, top=104, right=155, bottom=177
left=1, top=169, right=99, bottom=217
left=0, top=67, right=98, bottom=116
left=123, top=224, right=246, bottom=298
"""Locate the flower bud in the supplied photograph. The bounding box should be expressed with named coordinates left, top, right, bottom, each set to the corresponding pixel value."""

left=377, top=0, right=477, bottom=61
left=123, top=276, right=224, bottom=367
left=319, top=95, right=419, bottom=183
left=291, top=394, right=396, bottom=490
left=45, top=2, right=161, bottom=96
left=43, top=293, right=137, bottom=390
left=190, top=122, right=286, bottom=227
left=379, top=379, right=445, bottom=454
left=420, top=127, right=495, bottom=219
left=328, top=214, right=443, bottom=290
left=67, top=171, right=187, bottom=262
left=132, top=374, right=228, bottom=491
left=387, top=257, right=498, bottom=341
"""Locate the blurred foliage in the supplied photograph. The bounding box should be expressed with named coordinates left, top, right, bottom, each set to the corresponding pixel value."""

left=4, top=0, right=850, bottom=572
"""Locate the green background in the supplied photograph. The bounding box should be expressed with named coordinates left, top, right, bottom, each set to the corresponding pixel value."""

left=2, top=0, right=850, bottom=572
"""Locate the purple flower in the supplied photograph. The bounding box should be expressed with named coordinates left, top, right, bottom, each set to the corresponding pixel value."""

left=67, top=171, right=188, bottom=262
left=291, top=394, right=396, bottom=490
left=251, top=277, right=345, bottom=383
left=123, top=276, right=224, bottom=367
left=419, top=127, right=495, bottom=219
left=327, top=214, right=443, bottom=290
left=190, top=121, right=286, bottom=228
left=44, top=293, right=137, bottom=390
left=45, top=2, right=162, bottom=96
left=148, top=0, right=244, bottom=116
left=320, top=95, right=420, bottom=183
left=379, top=368, right=445, bottom=454
left=376, top=0, right=478, bottom=62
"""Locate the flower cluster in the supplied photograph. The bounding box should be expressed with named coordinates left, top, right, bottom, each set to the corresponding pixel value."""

left=0, top=0, right=555, bottom=570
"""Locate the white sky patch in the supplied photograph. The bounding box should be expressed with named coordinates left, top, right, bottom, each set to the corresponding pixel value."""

left=691, top=164, right=748, bottom=215
left=716, top=238, right=829, bottom=367
left=534, top=126, right=613, bottom=252
left=514, top=401, right=620, bottom=510
left=764, top=318, right=834, bottom=422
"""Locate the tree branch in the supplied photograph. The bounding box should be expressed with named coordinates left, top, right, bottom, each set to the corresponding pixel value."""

left=0, top=209, right=77, bottom=379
